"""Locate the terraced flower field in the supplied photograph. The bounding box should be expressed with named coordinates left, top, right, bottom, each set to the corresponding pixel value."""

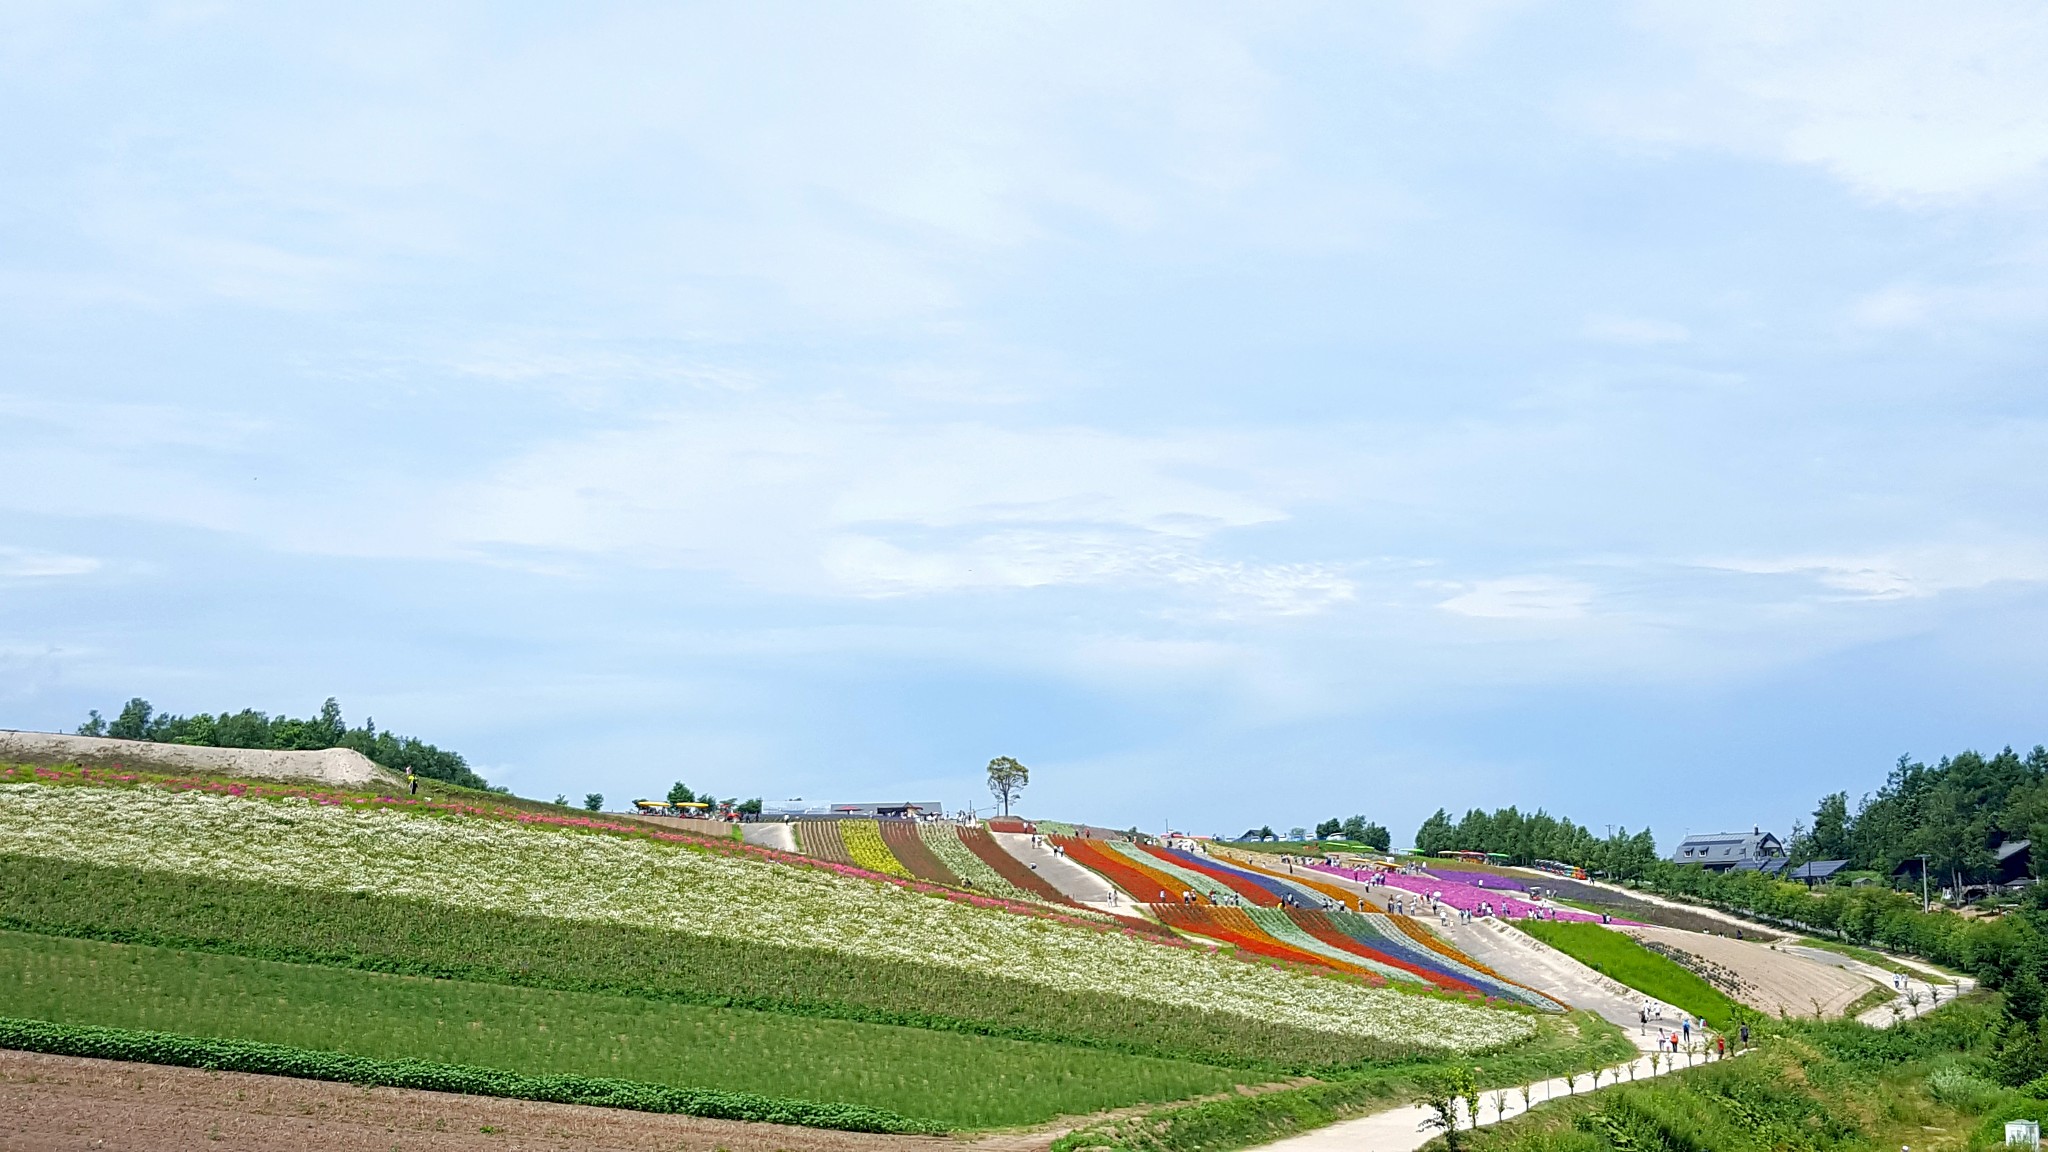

left=0, top=783, right=1534, bottom=1054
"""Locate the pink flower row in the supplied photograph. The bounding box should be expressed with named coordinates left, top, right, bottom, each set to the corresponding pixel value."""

left=1308, top=861, right=1623, bottom=924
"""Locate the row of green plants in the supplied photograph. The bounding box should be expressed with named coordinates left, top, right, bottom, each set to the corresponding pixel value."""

left=1054, top=1012, right=1635, bottom=1152
left=0, top=852, right=1396, bottom=1074
left=0, top=929, right=1244, bottom=1129
left=1444, top=998, right=2048, bottom=1151
left=0, top=1015, right=941, bottom=1133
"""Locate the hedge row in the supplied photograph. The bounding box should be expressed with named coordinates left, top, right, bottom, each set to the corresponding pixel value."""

left=0, top=853, right=1382, bottom=1073
left=0, top=1016, right=943, bottom=1133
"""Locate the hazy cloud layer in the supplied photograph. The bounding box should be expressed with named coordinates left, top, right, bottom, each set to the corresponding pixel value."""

left=4, top=2, right=2046, bottom=838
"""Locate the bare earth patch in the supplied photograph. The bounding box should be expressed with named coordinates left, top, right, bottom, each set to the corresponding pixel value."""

left=0, top=731, right=397, bottom=788
left=1620, top=925, right=1877, bottom=1018
left=0, top=1049, right=965, bottom=1152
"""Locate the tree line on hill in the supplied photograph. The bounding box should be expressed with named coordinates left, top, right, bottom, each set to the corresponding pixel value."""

left=1792, top=745, right=2048, bottom=890
left=1412, top=805, right=1661, bottom=880
left=1409, top=743, right=2047, bottom=892
left=76, top=697, right=495, bottom=792
left=1234, top=815, right=1391, bottom=850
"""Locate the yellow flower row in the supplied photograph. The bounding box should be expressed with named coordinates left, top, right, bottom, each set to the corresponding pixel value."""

left=840, top=819, right=914, bottom=878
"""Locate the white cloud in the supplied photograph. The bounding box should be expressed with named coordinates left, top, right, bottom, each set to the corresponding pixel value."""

left=824, top=530, right=1353, bottom=613
left=1582, top=313, right=1691, bottom=345
left=1436, top=576, right=1594, bottom=620
left=0, top=547, right=100, bottom=578
left=1703, top=543, right=2048, bottom=601
left=1596, top=2, right=2048, bottom=205
left=433, top=405, right=1340, bottom=613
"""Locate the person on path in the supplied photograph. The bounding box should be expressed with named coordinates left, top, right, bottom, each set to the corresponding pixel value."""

left=1739, top=1022, right=1750, bottom=1049
left=405, top=767, right=417, bottom=795
left=1682, top=1018, right=1691, bottom=1043
left=1716, top=1035, right=1726, bottom=1058
left=1639, top=1007, right=1647, bottom=1035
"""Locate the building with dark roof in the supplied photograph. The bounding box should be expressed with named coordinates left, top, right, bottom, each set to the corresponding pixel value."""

left=1996, top=840, right=2033, bottom=885
left=1788, top=859, right=1848, bottom=886
left=1671, top=827, right=1785, bottom=872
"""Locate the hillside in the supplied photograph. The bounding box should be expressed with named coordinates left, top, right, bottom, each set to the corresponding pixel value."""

left=0, top=762, right=1625, bottom=1143
left=3, top=761, right=2011, bottom=1151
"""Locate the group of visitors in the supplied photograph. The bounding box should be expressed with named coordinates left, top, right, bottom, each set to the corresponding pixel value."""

left=1026, top=834, right=1068, bottom=858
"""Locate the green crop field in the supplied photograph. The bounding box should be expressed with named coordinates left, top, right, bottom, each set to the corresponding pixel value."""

left=0, top=930, right=1245, bottom=1129
left=1511, top=921, right=1747, bottom=1024
left=0, top=853, right=1381, bottom=1073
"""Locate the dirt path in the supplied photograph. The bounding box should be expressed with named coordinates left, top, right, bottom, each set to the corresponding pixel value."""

left=741, top=821, right=798, bottom=852
left=989, top=831, right=1152, bottom=921
left=1260, top=1034, right=1741, bottom=1152
left=1778, top=944, right=1977, bottom=1027
left=0, top=1048, right=968, bottom=1152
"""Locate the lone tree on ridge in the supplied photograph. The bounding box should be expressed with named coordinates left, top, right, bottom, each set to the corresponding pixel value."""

left=986, top=756, right=1029, bottom=817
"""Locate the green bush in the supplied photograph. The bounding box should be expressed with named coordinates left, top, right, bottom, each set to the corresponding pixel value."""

left=1925, top=1064, right=2007, bottom=1113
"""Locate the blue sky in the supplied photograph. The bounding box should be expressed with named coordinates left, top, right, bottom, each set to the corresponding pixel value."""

left=4, top=3, right=2047, bottom=844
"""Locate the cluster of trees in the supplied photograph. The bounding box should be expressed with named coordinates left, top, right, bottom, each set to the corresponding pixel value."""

left=665, top=780, right=762, bottom=816
left=1413, top=805, right=1661, bottom=880
left=1232, top=817, right=1391, bottom=849
left=1791, top=746, right=2047, bottom=889
left=78, top=698, right=494, bottom=792
left=1314, top=815, right=1391, bottom=849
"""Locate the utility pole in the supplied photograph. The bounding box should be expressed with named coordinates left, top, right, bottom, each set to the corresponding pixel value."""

left=1917, top=853, right=1930, bottom=912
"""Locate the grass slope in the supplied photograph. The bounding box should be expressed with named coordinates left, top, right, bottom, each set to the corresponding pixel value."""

left=0, top=930, right=1244, bottom=1129
left=0, top=853, right=1372, bottom=1073
left=1512, top=921, right=1747, bottom=1024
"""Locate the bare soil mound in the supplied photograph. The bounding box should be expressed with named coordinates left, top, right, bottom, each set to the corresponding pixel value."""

left=1622, top=925, right=1876, bottom=1018
left=0, top=730, right=398, bottom=788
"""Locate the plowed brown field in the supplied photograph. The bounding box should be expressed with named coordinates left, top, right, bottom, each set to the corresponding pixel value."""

left=0, top=1049, right=960, bottom=1152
